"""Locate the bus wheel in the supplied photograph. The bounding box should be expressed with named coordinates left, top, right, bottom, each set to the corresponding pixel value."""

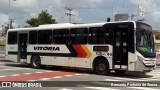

left=31, top=56, right=41, bottom=69
left=94, top=59, right=109, bottom=75
left=114, top=70, right=126, bottom=75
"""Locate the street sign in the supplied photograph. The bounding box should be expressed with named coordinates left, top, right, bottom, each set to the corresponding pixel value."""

left=138, top=5, right=145, bottom=17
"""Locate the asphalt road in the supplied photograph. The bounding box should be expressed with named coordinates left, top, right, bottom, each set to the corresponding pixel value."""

left=0, top=60, right=159, bottom=90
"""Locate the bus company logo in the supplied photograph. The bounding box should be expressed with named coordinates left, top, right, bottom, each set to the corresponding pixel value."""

left=2, top=82, right=11, bottom=87
left=34, top=46, right=60, bottom=51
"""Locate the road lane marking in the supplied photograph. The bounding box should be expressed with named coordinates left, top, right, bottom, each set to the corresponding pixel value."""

left=0, top=76, right=6, bottom=78
left=0, top=68, right=30, bottom=72
left=23, top=73, right=32, bottom=75
left=28, top=80, right=37, bottom=82
left=11, top=74, right=20, bottom=76
left=64, top=75, right=73, bottom=77
left=45, top=71, right=59, bottom=72
left=104, top=79, right=121, bottom=81
left=59, top=88, right=74, bottom=90
left=52, top=76, right=63, bottom=78
left=35, top=72, right=43, bottom=74
left=39, top=78, right=51, bottom=81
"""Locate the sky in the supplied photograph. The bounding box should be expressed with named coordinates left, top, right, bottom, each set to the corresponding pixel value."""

left=0, top=0, right=160, bottom=30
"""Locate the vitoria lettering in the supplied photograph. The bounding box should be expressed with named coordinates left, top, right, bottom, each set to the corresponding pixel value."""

left=34, top=47, right=60, bottom=51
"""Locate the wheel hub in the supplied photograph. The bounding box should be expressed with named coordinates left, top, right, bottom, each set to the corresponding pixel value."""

left=33, top=58, right=39, bottom=66
left=99, top=64, right=106, bottom=71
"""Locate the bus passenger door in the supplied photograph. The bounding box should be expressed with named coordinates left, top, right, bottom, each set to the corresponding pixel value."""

left=18, top=33, right=28, bottom=63
left=113, top=24, right=128, bottom=70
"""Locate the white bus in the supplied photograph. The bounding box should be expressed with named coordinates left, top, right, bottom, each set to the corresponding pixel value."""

left=6, top=21, right=156, bottom=75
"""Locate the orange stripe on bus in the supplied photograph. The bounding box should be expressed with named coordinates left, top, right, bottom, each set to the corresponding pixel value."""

left=78, top=45, right=86, bottom=57
left=81, top=45, right=92, bottom=58
left=73, top=45, right=90, bottom=58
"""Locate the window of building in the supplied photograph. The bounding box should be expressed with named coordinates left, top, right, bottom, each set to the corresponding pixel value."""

left=29, top=31, right=37, bottom=44
left=155, top=35, right=160, bottom=40
left=38, top=30, right=52, bottom=44
left=70, top=28, right=88, bottom=44
left=156, top=45, right=160, bottom=50
left=53, top=29, right=69, bottom=44
left=8, top=32, right=17, bottom=44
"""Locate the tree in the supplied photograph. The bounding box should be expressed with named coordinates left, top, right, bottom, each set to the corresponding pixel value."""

left=26, top=10, right=57, bottom=27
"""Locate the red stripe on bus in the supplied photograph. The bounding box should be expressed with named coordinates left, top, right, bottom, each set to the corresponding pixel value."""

left=73, top=45, right=81, bottom=57
left=72, top=45, right=87, bottom=58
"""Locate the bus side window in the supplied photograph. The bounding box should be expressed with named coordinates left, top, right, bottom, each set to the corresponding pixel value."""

left=53, top=29, right=69, bottom=44
left=103, top=26, right=112, bottom=44
left=89, top=27, right=99, bottom=44
left=89, top=27, right=110, bottom=44
left=70, top=28, right=88, bottom=44
left=29, top=31, right=37, bottom=44
left=8, top=32, right=18, bottom=44
left=38, top=30, right=52, bottom=44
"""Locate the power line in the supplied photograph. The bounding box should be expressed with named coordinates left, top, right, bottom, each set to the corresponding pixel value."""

left=145, top=10, right=160, bottom=14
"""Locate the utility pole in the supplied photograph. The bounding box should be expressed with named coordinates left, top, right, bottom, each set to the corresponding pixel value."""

left=9, top=0, right=11, bottom=29
left=9, top=19, right=14, bottom=29
left=8, top=0, right=16, bottom=29
left=112, top=0, right=115, bottom=22
left=65, top=7, right=74, bottom=23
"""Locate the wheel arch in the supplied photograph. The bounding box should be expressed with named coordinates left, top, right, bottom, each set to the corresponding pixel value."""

left=92, top=56, right=110, bottom=71
left=30, top=54, right=40, bottom=61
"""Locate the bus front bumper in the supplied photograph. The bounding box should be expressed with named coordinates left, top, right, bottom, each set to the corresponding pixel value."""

left=135, top=59, right=156, bottom=72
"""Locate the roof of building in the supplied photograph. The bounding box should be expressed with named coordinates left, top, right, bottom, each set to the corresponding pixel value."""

left=153, top=30, right=160, bottom=35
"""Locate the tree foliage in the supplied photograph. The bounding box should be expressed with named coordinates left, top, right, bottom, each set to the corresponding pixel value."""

left=26, top=10, right=57, bottom=27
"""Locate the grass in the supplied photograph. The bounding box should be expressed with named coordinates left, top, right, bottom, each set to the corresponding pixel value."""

left=0, top=42, right=5, bottom=46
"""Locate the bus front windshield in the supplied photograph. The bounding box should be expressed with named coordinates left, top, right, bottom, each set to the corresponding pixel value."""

left=136, top=29, right=154, bottom=53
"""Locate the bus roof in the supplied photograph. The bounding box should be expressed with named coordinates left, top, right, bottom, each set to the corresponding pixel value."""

left=8, top=21, right=136, bottom=32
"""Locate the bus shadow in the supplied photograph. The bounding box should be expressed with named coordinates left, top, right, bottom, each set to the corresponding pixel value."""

left=108, top=71, right=153, bottom=78
left=4, top=63, right=31, bottom=68
left=0, top=60, right=13, bottom=62
left=4, top=63, right=153, bottom=79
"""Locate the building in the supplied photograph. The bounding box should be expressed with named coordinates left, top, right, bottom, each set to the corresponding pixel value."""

left=153, top=30, right=160, bottom=65
left=153, top=30, right=160, bottom=51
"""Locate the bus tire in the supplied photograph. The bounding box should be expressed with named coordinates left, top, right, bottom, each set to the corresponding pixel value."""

left=94, top=59, right=109, bottom=75
left=31, top=56, right=41, bottom=69
left=114, top=70, right=126, bottom=75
